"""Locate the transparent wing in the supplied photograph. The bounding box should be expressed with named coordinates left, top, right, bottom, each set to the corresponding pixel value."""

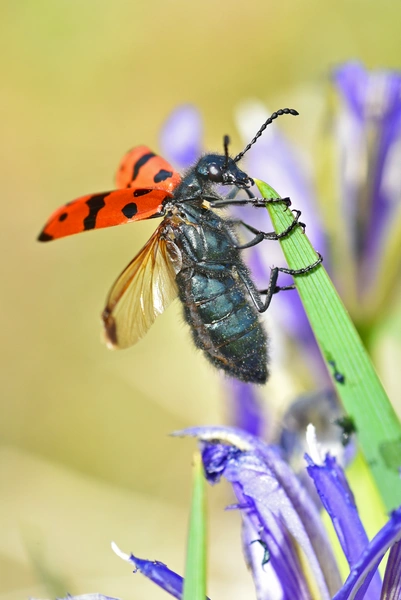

left=102, top=225, right=182, bottom=349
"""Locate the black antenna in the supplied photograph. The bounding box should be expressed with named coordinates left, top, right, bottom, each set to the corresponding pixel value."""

left=223, top=134, right=230, bottom=168
left=233, top=108, right=299, bottom=163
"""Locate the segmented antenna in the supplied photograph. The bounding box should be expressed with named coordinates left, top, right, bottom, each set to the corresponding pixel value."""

left=223, top=134, right=230, bottom=168
left=233, top=108, right=299, bottom=163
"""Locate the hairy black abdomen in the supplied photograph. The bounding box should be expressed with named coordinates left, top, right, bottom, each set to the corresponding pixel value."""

left=176, top=270, right=268, bottom=384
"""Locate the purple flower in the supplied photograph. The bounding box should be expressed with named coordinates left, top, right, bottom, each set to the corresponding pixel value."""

left=175, top=426, right=401, bottom=600
left=236, top=65, right=401, bottom=325
left=160, top=104, right=203, bottom=169
left=225, top=380, right=267, bottom=437
left=334, top=63, right=401, bottom=299
left=109, top=425, right=401, bottom=598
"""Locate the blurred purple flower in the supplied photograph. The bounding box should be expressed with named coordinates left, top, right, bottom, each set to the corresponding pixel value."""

left=160, top=104, right=203, bottom=169
left=178, top=426, right=401, bottom=599
left=334, top=63, right=401, bottom=296
left=226, top=380, right=266, bottom=437
left=236, top=64, right=401, bottom=322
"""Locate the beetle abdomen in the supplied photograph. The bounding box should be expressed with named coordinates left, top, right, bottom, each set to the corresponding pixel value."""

left=176, top=270, right=268, bottom=384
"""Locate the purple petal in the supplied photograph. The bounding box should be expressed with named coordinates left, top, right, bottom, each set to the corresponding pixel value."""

left=160, top=105, right=203, bottom=169
left=129, top=555, right=183, bottom=598
left=333, top=62, right=401, bottom=291
left=332, top=507, right=401, bottom=600
left=226, top=380, right=266, bottom=436
left=363, top=71, right=401, bottom=287
left=112, top=542, right=210, bottom=600
left=306, top=453, right=382, bottom=598
left=177, top=426, right=342, bottom=598
left=334, top=62, right=369, bottom=118
left=200, top=442, right=239, bottom=483
left=126, top=555, right=183, bottom=599
left=381, top=540, right=401, bottom=599
left=234, top=480, right=311, bottom=600
left=242, top=518, right=284, bottom=600
left=227, top=456, right=333, bottom=598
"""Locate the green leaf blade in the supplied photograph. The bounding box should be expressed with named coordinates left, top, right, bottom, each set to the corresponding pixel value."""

left=183, top=451, right=207, bottom=600
left=255, top=178, right=401, bottom=511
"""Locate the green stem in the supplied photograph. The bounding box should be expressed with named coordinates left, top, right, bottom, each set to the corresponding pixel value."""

left=256, top=179, right=401, bottom=511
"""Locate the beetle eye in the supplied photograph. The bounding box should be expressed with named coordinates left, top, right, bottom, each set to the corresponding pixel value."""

left=208, top=163, right=223, bottom=182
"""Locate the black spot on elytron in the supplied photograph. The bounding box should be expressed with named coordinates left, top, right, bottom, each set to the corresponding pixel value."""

left=154, top=169, right=173, bottom=183
left=132, top=152, right=156, bottom=181
left=121, top=203, right=138, bottom=219
left=83, top=193, right=107, bottom=230
left=133, top=189, right=152, bottom=197
left=58, top=212, right=68, bottom=222
left=38, top=231, right=53, bottom=242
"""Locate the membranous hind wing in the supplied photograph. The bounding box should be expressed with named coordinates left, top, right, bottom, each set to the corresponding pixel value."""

left=102, top=224, right=182, bottom=349
left=115, top=145, right=182, bottom=192
left=38, top=188, right=172, bottom=242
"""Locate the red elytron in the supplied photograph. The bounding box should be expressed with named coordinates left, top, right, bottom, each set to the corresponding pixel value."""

left=38, top=146, right=181, bottom=242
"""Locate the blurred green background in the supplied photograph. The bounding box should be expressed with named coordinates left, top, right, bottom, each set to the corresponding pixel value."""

left=2, top=1, right=401, bottom=598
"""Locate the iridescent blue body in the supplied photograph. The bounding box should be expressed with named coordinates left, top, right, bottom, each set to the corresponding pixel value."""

left=160, top=154, right=268, bottom=384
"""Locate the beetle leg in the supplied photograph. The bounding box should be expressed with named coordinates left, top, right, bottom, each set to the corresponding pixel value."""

left=208, top=196, right=292, bottom=209
left=234, top=210, right=304, bottom=249
left=237, top=253, right=323, bottom=313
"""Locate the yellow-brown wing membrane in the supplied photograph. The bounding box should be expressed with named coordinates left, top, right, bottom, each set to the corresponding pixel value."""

left=102, top=225, right=182, bottom=349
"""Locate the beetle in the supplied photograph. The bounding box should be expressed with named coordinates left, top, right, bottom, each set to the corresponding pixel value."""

left=38, top=108, right=321, bottom=384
